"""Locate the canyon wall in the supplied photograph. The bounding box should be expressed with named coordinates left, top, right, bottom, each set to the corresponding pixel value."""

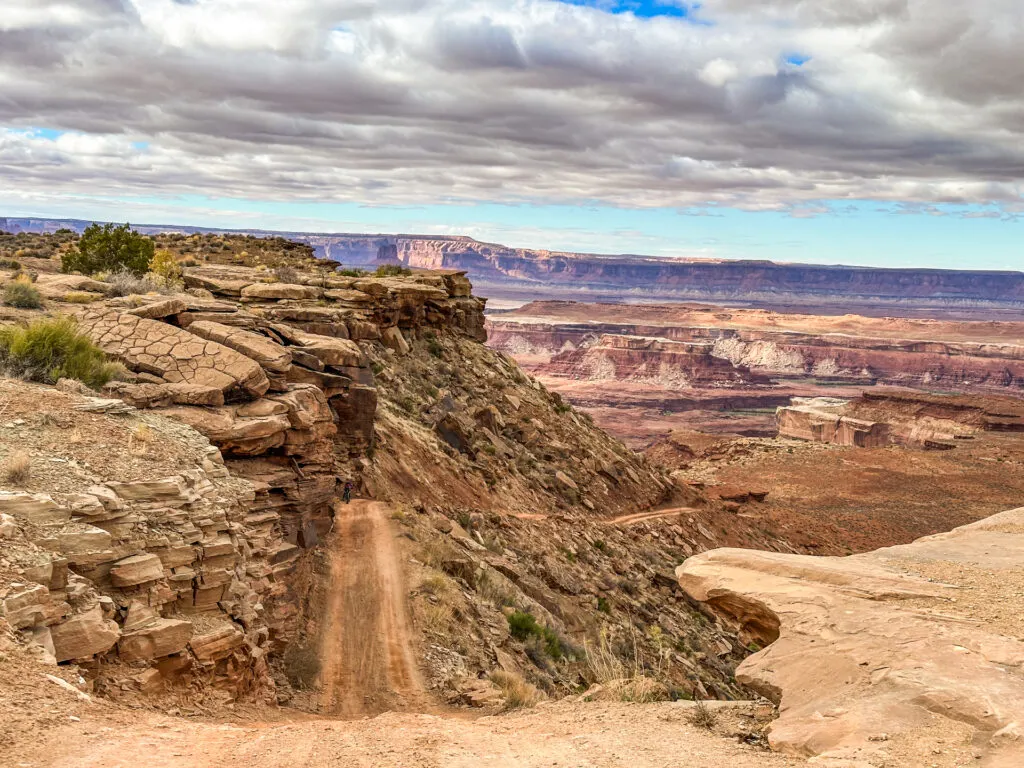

left=6, top=219, right=1023, bottom=313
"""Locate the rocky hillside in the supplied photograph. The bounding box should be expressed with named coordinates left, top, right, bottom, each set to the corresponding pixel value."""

left=1, top=239, right=760, bottom=711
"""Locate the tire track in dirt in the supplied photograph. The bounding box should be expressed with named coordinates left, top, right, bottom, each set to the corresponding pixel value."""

left=319, top=499, right=427, bottom=717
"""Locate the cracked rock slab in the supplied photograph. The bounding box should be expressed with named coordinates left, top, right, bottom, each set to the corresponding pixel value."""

left=76, top=308, right=269, bottom=396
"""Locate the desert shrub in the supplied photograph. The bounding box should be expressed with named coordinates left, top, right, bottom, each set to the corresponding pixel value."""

left=489, top=670, right=545, bottom=710
left=337, top=268, right=367, bottom=277
left=415, top=602, right=453, bottom=635
left=62, top=292, right=100, bottom=304
left=0, top=316, right=120, bottom=388
left=687, top=700, right=719, bottom=730
left=418, top=537, right=459, bottom=568
left=148, top=249, right=183, bottom=289
left=3, top=279, right=42, bottom=309
left=419, top=571, right=453, bottom=596
left=103, top=268, right=174, bottom=297
left=273, top=265, right=300, bottom=284
left=507, top=611, right=565, bottom=659
left=0, top=259, right=21, bottom=270
left=3, top=451, right=31, bottom=485
left=375, top=264, right=411, bottom=277
left=61, top=222, right=154, bottom=276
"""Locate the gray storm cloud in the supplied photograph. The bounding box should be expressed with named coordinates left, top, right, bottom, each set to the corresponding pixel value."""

left=0, top=0, right=1020, bottom=210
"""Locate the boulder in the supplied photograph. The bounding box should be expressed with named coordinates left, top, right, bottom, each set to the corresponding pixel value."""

left=56, top=526, right=113, bottom=555
left=183, top=273, right=253, bottom=297
left=240, top=282, right=321, bottom=301
left=381, top=326, right=410, bottom=355
left=286, top=329, right=365, bottom=368
left=104, top=381, right=226, bottom=408
left=554, top=471, right=578, bottom=492
left=188, top=624, right=245, bottom=662
left=677, top=507, right=1024, bottom=766
left=125, top=297, right=188, bottom=320
left=118, top=618, right=193, bottom=662
left=75, top=308, right=269, bottom=396
left=110, top=553, right=166, bottom=587
left=0, top=492, right=69, bottom=525
left=186, top=320, right=292, bottom=373
left=50, top=605, right=121, bottom=662
left=1, top=583, right=54, bottom=629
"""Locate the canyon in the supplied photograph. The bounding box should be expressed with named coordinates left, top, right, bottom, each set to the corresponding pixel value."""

left=487, top=300, right=1024, bottom=444
left=1, top=228, right=1022, bottom=768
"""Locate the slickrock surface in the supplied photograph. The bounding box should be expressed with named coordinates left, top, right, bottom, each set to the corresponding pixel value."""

left=678, top=507, right=1024, bottom=767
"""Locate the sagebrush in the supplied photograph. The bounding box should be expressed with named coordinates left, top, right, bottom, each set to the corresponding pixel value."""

left=0, top=316, right=121, bottom=388
left=3, top=279, right=42, bottom=309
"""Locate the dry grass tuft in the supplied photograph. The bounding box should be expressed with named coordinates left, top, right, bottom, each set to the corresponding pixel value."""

left=489, top=670, right=546, bottom=710
left=415, top=601, right=453, bottom=635
left=3, top=451, right=31, bottom=485
left=418, top=571, right=452, bottom=596
left=688, top=700, right=719, bottom=730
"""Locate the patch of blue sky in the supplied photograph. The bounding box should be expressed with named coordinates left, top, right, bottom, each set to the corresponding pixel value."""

left=555, top=1, right=707, bottom=21
left=6, top=127, right=65, bottom=140
left=784, top=53, right=811, bottom=66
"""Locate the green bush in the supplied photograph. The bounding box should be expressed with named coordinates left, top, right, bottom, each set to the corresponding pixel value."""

left=375, top=264, right=412, bottom=277
left=3, top=281, right=43, bottom=309
left=337, top=268, right=367, bottom=277
left=0, top=258, right=21, bottom=270
left=61, top=222, right=154, bottom=276
left=0, top=316, right=120, bottom=388
left=507, top=611, right=565, bottom=659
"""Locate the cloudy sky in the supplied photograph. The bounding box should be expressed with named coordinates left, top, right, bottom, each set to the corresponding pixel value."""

left=1, top=0, right=1021, bottom=268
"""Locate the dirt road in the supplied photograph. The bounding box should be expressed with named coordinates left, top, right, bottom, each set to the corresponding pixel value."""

left=319, top=499, right=426, bottom=717
left=14, top=701, right=803, bottom=768
left=608, top=506, right=695, bottom=526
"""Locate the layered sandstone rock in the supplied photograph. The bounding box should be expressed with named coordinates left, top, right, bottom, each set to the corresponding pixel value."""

left=543, top=334, right=764, bottom=389
left=677, top=508, right=1024, bottom=766
left=777, top=389, right=1024, bottom=449
left=488, top=302, right=1024, bottom=393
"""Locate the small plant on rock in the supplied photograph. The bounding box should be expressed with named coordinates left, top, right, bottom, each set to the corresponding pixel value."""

left=375, top=264, right=411, bottom=277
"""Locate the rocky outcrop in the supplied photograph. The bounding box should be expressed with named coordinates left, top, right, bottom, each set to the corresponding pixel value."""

left=776, top=398, right=892, bottom=447
left=542, top=334, right=765, bottom=389
left=777, top=389, right=1024, bottom=449
left=677, top=507, right=1024, bottom=766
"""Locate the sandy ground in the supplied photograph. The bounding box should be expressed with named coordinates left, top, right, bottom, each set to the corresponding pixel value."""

left=8, top=701, right=804, bottom=768
left=319, top=500, right=427, bottom=717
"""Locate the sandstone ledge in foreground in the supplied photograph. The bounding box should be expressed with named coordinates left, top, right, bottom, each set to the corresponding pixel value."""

left=677, top=507, right=1024, bottom=767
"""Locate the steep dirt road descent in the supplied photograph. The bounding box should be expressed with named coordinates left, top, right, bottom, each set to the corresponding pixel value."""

left=319, top=499, right=426, bottom=717
left=609, top=506, right=696, bottom=526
